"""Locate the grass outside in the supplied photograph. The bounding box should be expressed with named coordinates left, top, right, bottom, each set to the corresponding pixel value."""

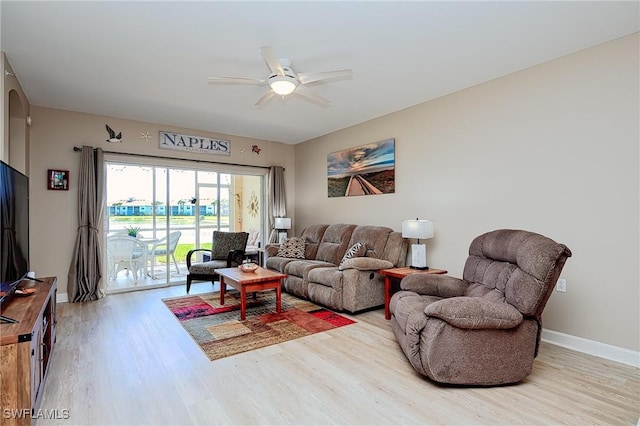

left=110, top=215, right=234, bottom=264
left=152, top=242, right=212, bottom=264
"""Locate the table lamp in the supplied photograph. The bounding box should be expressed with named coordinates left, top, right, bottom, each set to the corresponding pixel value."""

left=274, top=217, right=292, bottom=244
left=402, top=219, right=434, bottom=270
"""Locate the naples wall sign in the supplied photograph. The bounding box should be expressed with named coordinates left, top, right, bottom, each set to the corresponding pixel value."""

left=159, top=131, right=231, bottom=156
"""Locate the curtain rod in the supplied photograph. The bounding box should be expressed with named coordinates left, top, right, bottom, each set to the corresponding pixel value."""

left=72, top=146, right=274, bottom=170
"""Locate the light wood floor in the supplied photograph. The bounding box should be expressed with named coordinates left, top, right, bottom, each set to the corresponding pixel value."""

left=37, top=282, right=639, bottom=425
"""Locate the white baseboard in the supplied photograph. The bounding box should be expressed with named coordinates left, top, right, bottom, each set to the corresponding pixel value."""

left=542, top=328, right=640, bottom=368
left=57, top=292, right=69, bottom=303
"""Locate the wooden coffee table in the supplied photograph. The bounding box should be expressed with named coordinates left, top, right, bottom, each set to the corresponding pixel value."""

left=214, top=267, right=287, bottom=320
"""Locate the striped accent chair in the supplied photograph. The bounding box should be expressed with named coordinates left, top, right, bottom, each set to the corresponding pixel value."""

left=186, top=231, right=248, bottom=293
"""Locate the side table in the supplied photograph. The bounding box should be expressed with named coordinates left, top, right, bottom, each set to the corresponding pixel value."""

left=244, top=248, right=266, bottom=266
left=380, top=267, right=447, bottom=320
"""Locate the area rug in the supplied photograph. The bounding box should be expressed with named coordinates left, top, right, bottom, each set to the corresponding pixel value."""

left=162, top=291, right=356, bottom=361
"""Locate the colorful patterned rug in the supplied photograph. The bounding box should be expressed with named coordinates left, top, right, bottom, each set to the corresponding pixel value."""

left=162, top=291, right=356, bottom=361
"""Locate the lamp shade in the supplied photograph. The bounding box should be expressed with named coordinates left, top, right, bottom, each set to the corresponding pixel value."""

left=274, top=217, right=292, bottom=230
left=402, top=219, right=434, bottom=240
left=269, top=76, right=297, bottom=95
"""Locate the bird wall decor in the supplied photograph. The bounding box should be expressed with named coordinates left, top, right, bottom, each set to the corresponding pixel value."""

left=251, top=145, right=261, bottom=155
left=105, top=125, right=122, bottom=143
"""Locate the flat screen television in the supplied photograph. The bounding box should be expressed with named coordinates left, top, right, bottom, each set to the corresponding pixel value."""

left=0, top=160, right=29, bottom=317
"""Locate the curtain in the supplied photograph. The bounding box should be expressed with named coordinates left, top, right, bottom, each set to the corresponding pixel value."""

left=67, top=146, right=105, bottom=302
left=267, top=166, right=286, bottom=243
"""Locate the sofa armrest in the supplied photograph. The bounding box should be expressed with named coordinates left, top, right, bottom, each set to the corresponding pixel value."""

left=264, top=244, right=280, bottom=257
left=424, top=297, right=523, bottom=329
left=339, top=257, right=394, bottom=271
left=400, top=274, right=468, bottom=298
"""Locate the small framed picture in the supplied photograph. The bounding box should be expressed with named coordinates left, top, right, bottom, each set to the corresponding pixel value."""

left=48, top=169, right=69, bottom=190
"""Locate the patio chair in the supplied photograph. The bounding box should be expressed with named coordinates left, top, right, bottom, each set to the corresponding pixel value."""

left=186, top=231, right=249, bottom=293
left=147, top=231, right=182, bottom=275
left=107, top=235, right=148, bottom=282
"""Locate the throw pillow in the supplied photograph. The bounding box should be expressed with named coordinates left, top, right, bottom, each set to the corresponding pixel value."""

left=340, top=242, right=366, bottom=266
left=277, top=237, right=306, bottom=259
left=247, top=231, right=259, bottom=246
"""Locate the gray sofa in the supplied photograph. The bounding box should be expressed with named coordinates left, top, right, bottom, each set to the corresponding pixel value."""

left=265, top=224, right=408, bottom=313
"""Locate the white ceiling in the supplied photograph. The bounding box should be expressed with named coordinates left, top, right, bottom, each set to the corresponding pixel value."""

left=1, top=1, right=638, bottom=144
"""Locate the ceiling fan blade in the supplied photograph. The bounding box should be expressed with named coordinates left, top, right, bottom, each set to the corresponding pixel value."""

left=208, top=77, right=265, bottom=85
left=297, top=69, right=352, bottom=85
left=261, top=46, right=284, bottom=75
left=293, top=85, right=330, bottom=108
left=255, top=90, right=277, bottom=108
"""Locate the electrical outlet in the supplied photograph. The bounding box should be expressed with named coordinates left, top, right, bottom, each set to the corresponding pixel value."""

left=556, top=278, right=567, bottom=293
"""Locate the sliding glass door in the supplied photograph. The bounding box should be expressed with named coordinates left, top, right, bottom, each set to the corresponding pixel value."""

left=105, top=161, right=264, bottom=293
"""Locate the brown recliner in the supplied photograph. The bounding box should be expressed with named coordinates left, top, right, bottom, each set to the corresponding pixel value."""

left=390, top=229, right=572, bottom=386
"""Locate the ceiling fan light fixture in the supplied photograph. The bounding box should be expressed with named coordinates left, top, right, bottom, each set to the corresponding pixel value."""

left=269, top=76, right=297, bottom=96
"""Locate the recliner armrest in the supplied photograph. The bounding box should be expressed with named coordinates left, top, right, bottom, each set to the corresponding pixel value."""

left=424, top=297, right=523, bottom=329
left=264, top=244, right=280, bottom=257
left=400, top=274, right=468, bottom=298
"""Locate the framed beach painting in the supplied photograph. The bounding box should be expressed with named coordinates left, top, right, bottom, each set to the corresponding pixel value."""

left=327, top=138, right=395, bottom=197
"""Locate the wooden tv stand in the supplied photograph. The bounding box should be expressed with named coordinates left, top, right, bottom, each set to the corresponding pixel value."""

left=0, top=276, right=57, bottom=426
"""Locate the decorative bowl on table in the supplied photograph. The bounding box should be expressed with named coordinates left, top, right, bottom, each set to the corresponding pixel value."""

left=239, top=262, right=259, bottom=273
left=15, top=288, right=36, bottom=296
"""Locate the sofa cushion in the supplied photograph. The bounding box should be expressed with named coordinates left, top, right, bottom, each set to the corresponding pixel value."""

left=265, top=256, right=296, bottom=273
left=300, top=224, right=329, bottom=259
left=284, top=259, right=336, bottom=279
left=277, top=237, right=306, bottom=259
left=340, top=242, right=366, bottom=266
left=348, top=226, right=392, bottom=258
left=315, top=224, right=357, bottom=264
left=308, top=266, right=343, bottom=290
left=188, top=259, right=229, bottom=275
left=382, top=231, right=408, bottom=266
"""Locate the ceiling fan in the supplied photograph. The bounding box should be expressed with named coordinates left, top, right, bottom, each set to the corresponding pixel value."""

left=207, top=47, right=352, bottom=108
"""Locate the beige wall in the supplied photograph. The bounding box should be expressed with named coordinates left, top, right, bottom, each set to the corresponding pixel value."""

left=28, top=107, right=295, bottom=297
left=294, top=34, right=639, bottom=352
left=1, top=53, right=31, bottom=172
left=237, top=175, right=263, bottom=239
